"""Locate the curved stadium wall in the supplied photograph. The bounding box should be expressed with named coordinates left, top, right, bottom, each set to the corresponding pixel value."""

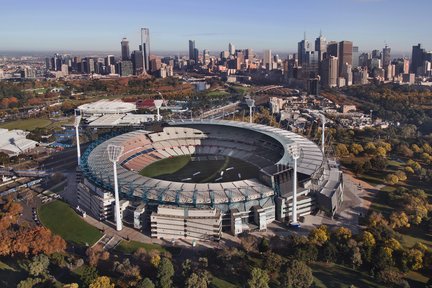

left=77, top=120, right=343, bottom=240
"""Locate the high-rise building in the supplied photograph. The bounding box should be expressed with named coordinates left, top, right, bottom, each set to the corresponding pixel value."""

left=229, top=43, right=235, bottom=56
left=121, top=38, right=130, bottom=61
left=359, top=53, right=370, bottom=67
left=298, top=34, right=312, bottom=66
left=141, top=28, right=150, bottom=73
left=131, top=50, right=143, bottom=75
left=193, top=48, right=199, bottom=63
left=338, top=41, right=353, bottom=76
left=382, top=45, right=391, bottom=67
left=245, top=48, right=254, bottom=60
left=352, top=46, right=359, bottom=67
left=320, top=56, right=338, bottom=88
left=315, top=33, right=327, bottom=61
left=105, top=55, right=115, bottom=67
left=411, top=43, right=426, bottom=75
left=189, top=40, right=195, bottom=61
left=119, top=60, right=133, bottom=76
left=263, top=49, right=272, bottom=70
left=327, top=41, right=338, bottom=58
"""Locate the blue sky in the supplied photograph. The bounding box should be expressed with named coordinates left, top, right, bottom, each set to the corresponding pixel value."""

left=1, top=0, right=431, bottom=55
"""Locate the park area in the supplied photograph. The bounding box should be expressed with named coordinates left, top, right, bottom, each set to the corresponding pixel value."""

left=0, top=117, right=72, bottom=131
left=38, top=200, right=103, bottom=246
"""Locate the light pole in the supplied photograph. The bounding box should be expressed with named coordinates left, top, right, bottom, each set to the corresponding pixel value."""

left=288, top=143, right=300, bottom=227
left=155, top=92, right=164, bottom=121
left=245, top=98, right=255, bottom=124
left=107, top=144, right=124, bottom=231
left=320, top=114, right=325, bottom=155
left=74, top=115, right=82, bottom=166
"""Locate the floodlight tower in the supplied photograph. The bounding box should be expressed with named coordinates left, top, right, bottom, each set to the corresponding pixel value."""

left=155, top=92, right=164, bottom=121
left=320, top=114, right=326, bottom=155
left=245, top=98, right=255, bottom=124
left=107, top=144, right=124, bottom=231
left=288, top=143, right=300, bottom=227
left=74, top=115, right=82, bottom=166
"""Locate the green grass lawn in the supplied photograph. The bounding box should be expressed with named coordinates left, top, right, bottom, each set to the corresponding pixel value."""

left=206, top=90, right=230, bottom=97
left=311, top=262, right=385, bottom=288
left=115, top=240, right=168, bottom=254
left=38, top=200, right=103, bottom=246
left=0, top=118, right=52, bottom=131
left=210, top=276, right=238, bottom=288
left=140, top=155, right=191, bottom=178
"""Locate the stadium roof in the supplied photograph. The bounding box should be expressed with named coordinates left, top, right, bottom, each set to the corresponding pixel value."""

left=78, top=99, right=136, bottom=115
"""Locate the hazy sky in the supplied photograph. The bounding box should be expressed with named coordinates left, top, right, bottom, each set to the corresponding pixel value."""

left=1, top=0, right=431, bottom=55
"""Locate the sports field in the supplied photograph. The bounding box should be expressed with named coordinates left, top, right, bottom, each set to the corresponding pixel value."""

left=38, top=200, right=103, bottom=246
left=140, top=155, right=259, bottom=183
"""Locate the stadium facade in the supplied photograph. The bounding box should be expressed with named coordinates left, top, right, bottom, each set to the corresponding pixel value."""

left=77, top=120, right=343, bottom=240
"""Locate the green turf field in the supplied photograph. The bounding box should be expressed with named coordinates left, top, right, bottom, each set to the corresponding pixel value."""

left=0, top=118, right=52, bottom=131
left=38, top=200, right=103, bottom=246
left=139, top=155, right=191, bottom=177
left=140, top=155, right=259, bottom=183
left=115, top=240, right=168, bottom=254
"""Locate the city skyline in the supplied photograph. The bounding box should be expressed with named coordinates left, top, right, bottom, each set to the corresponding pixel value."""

left=1, top=0, right=432, bottom=55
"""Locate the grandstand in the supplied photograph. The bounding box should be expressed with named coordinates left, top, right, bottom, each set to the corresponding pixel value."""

left=78, top=120, right=343, bottom=240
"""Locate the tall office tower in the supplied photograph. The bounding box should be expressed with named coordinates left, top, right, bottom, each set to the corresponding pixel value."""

left=411, top=43, right=426, bottom=74
left=403, top=58, right=410, bottom=74
left=189, top=40, right=195, bottom=61
left=203, top=49, right=210, bottom=65
left=372, top=49, right=381, bottom=59
left=320, top=56, right=338, bottom=88
left=119, top=60, right=133, bottom=76
left=304, top=51, right=320, bottom=77
left=131, top=50, right=144, bottom=75
left=121, top=38, right=130, bottom=61
left=263, top=49, right=272, bottom=70
left=341, top=63, right=353, bottom=86
left=140, top=28, right=150, bottom=73
left=193, top=48, right=199, bottom=63
left=105, top=55, right=115, bottom=67
left=220, top=51, right=229, bottom=60
left=45, top=58, right=50, bottom=70
left=298, top=34, right=312, bottom=66
left=229, top=43, right=235, bottom=56
left=326, top=41, right=339, bottom=58
left=352, top=46, right=359, bottom=67
left=338, top=41, right=353, bottom=76
left=359, top=53, right=370, bottom=67
left=382, top=45, right=391, bottom=67
left=245, top=48, right=254, bottom=60
left=315, top=33, right=327, bottom=61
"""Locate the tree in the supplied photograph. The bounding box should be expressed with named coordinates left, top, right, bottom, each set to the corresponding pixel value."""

left=335, top=144, right=349, bottom=157
left=376, top=147, right=387, bottom=157
left=28, top=254, right=50, bottom=277
left=350, top=143, right=364, bottom=155
left=157, top=257, right=174, bottom=288
left=137, top=278, right=156, bottom=288
left=385, top=174, right=399, bottom=184
left=389, top=211, right=410, bottom=229
left=247, top=268, right=269, bottom=288
left=406, top=248, right=424, bottom=271
left=17, top=277, right=43, bottom=288
left=308, top=225, right=329, bottom=246
left=81, top=266, right=99, bottom=287
left=241, top=234, right=258, bottom=253
left=370, top=156, right=387, bottom=170
left=185, top=272, right=208, bottom=288
left=259, top=238, right=270, bottom=253
left=264, top=251, right=283, bottom=273
left=89, top=276, right=114, bottom=288
left=364, top=142, right=376, bottom=154
left=395, top=170, right=407, bottom=181
left=280, top=260, right=313, bottom=288
left=377, top=268, right=409, bottom=287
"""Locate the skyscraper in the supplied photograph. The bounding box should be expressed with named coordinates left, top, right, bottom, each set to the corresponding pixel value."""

left=263, top=49, right=272, bottom=70
left=382, top=45, right=391, bottom=67
left=352, top=46, right=359, bottom=67
left=131, top=50, right=143, bottom=75
left=189, top=40, right=195, bottom=61
left=338, top=41, right=353, bottom=76
left=411, top=43, right=426, bottom=75
left=121, top=38, right=130, bottom=61
left=320, top=56, right=338, bottom=88
left=315, top=33, right=327, bottom=62
left=141, top=28, right=150, bottom=73
left=229, top=43, right=235, bottom=56
left=298, top=34, right=312, bottom=66
left=327, top=41, right=338, bottom=58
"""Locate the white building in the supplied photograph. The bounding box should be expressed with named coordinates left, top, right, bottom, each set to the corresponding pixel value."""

left=0, top=128, right=38, bottom=157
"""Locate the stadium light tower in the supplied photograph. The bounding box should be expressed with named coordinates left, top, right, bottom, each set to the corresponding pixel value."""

left=107, top=144, right=124, bottom=231
left=74, top=115, right=82, bottom=166
left=155, top=92, right=164, bottom=121
left=245, top=98, right=255, bottom=124
left=320, top=114, right=325, bottom=155
left=288, top=143, right=300, bottom=227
